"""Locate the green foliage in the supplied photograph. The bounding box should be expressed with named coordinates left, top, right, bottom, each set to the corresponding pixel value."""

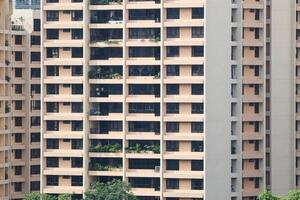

left=126, top=143, right=160, bottom=154
left=89, top=162, right=122, bottom=171
left=286, top=190, right=300, bottom=200
left=89, top=143, right=122, bottom=153
left=259, top=190, right=300, bottom=200
left=258, top=191, right=280, bottom=200
left=58, top=194, right=72, bottom=200
left=24, top=192, right=57, bottom=200
left=84, top=179, right=137, bottom=200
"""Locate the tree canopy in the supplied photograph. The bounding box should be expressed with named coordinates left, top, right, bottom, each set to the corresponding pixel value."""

left=259, top=190, right=300, bottom=200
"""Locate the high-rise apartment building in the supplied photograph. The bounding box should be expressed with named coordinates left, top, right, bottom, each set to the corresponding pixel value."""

left=34, top=0, right=300, bottom=199
left=0, top=0, right=41, bottom=199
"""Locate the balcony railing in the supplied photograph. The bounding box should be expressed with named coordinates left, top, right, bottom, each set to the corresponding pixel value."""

left=89, top=162, right=122, bottom=171
left=90, top=0, right=122, bottom=5
left=126, top=143, right=160, bottom=154
left=89, top=143, right=122, bottom=153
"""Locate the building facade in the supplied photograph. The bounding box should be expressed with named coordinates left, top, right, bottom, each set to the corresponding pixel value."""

left=34, top=0, right=300, bottom=199
left=0, top=1, right=41, bottom=199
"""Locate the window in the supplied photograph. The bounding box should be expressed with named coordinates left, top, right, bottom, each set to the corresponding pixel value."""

left=191, top=179, right=203, bottom=190
left=47, top=84, right=59, bottom=95
left=167, top=46, right=179, bottom=57
left=72, top=11, right=83, bottom=21
left=47, top=66, right=59, bottom=76
left=31, top=52, right=40, bottom=62
left=166, top=84, right=179, bottom=95
left=47, top=11, right=59, bottom=21
left=191, top=122, right=203, bottom=133
left=47, top=29, right=59, bottom=40
left=166, top=122, right=179, bottom=133
left=71, top=139, right=83, bottom=149
left=72, top=102, right=83, bottom=113
left=72, top=176, right=83, bottom=186
left=192, top=103, right=203, bottom=114
left=167, top=27, right=180, bottom=38
left=191, top=84, right=203, bottom=95
left=15, top=52, right=22, bottom=61
left=33, top=19, right=40, bottom=31
left=72, top=29, right=83, bottom=39
left=15, top=166, right=22, bottom=176
left=15, top=133, right=22, bottom=143
left=15, top=150, right=22, bottom=159
left=72, top=47, right=83, bottom=58
left=166, top=141, right=179, bottom=152
left=31, top=100, right=41, bottom=111
left=166, top=65, right=179, bottom=76
left=47, top=157, right=59, bottom=168
left=30, top=181, right=40, bottom=192
left=31, top=36, right=40, bottom=45
left=167, top=8, right=180, bottom=19
left=192, top=46, right=204, bottom=57
left=15, top=68, right=22, bottom=77
left=192, top=27, right=204, bottom=38
left=30, top=165, right=40, bottom=175
left=31, top=84, right=41, bottom=94
left=31, top=68, right=41, bottom=78
left=47, top=47, right=59, bottom=58
left=72, top=158, right=83, bottom=168
left=31, top=116, right=40, bottom=127
left=192, top=65, right=204, bottom=76
left=15, top=117, right=22, bottom=127
left=14, top=182, right=22, bottom=192
left=15, top=100, right=22, bottom=110
left=192, top=8, right=204, bottom=19
left=191, top=160, right=203, bottom=171
left=31, top=132, right=40, bottom=143
left=15, top=35, right=22, bottom=45
left=166, top=179, right=179, bottom=189
left=72, top=121, right=83, bottom=131
left=191, top=141, right=203, bottom=152
left=47, top=139, right=59, bottom=149
left=166, top=160, right=179, bottom=170
left=31, top=149, right=40, bottom=159
left=47, top=176, right=58, bottom=186
left=72, top=66, right=83, bottom=76
left=15, top=84, right=22, bottom=94
left=72, top=84, right=83, bottom=94
left=166, top=103, right=179, bottom=114
left=47, top=120, right=59, bottom=131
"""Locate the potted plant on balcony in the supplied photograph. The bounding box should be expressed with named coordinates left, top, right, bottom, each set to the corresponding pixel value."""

left=112, top=73, right=122, bottom=79
left=153, top=72, right=160, bottom=79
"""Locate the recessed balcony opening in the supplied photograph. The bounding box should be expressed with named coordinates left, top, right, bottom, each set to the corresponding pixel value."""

left=128, top=121, right=160, bottom=133
left=90, top=29, right=123, bottom=42
left=129, top=177, right=160, bottom=190
left=128, top=84, right=160, bottom=96
left=89, top=66, right=123, bottom=79
left=128, top=28, right=160, bottom=40
left=128, top=103, right=160, bottom=116
left=90, top=121, right=123, bottom=134
left=128, top=159, right=160, bottom=170
left=90, top=84, right=123, bottom=97
left=92, top=176, right=122, bottom=184
left=89, top=158, right=122, bottom=171
left=90, top=102, right=123, bottom=115
left=91, top=47, right=123, bottom=60
left=128, top=65, right=160, bottom=77
left=91, top=10, right=123, bottom=24
left=129, top=47, right=160, bottom=60
left=90, top=139, right=123, bottom=153
left=128, top=9, right=160, bottom=22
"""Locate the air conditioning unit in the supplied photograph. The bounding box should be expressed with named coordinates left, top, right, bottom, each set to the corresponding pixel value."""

left=154, top=166, right=160, bottom=172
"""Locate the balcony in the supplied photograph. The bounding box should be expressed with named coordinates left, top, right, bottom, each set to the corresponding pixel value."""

left=90, top=10, right=123, bottom=24
left=90, top=121, right=122, bottom=134
left=88, top=66, right=123, bottom=83
left=90, top=84, right=122, bottom=98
